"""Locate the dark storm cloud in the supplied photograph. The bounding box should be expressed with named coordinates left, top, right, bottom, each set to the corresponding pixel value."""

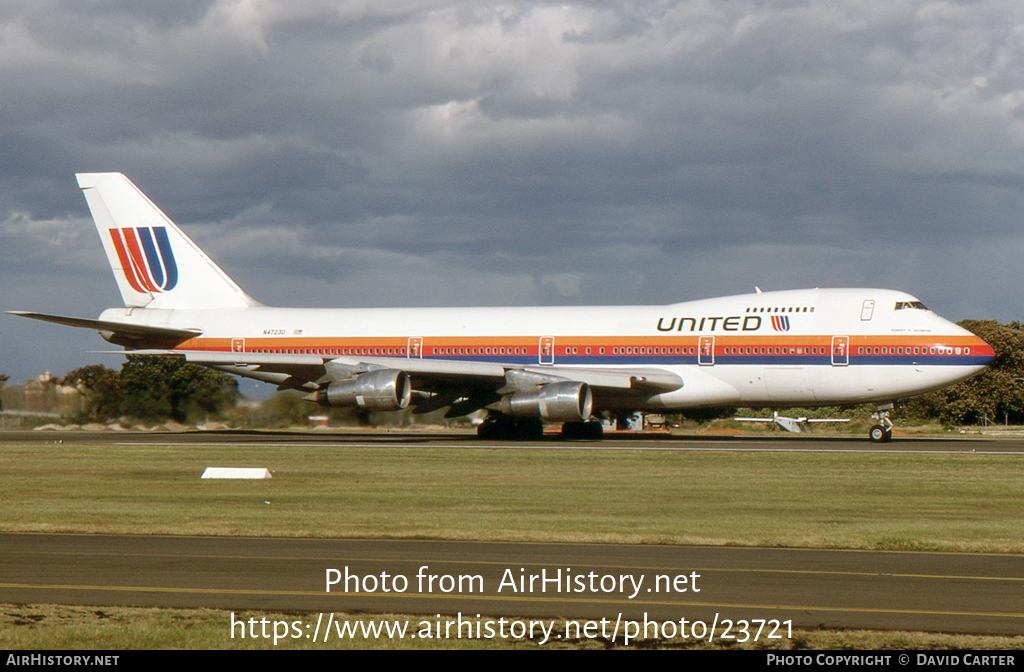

left=3, top=1, right=1024, bottom=383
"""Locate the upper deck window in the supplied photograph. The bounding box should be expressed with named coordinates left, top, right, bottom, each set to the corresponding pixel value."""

left=746, top=306, right=815, bottom=313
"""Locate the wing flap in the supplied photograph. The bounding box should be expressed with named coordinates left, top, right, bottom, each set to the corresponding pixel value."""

left=524, top=366, right=683, bottom=392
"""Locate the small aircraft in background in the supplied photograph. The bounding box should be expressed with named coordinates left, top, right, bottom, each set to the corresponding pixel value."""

left=734, top=411, right=852, bottom=434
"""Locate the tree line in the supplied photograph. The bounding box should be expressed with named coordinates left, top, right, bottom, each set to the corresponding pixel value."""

left=60, top=357, right=238, bottom=424
left=904, top=319, right=1024, bottom=425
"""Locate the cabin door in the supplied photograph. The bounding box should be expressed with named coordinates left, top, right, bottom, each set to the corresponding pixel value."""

left=408, top=337, right=422, bottom=359
left=698, top=336, right=715, bottom=366
left=539, top=337, right=555, bottom=365
left=831, top=336, right=849, bottom=367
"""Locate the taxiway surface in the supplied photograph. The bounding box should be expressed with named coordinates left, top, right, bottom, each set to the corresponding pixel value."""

left=1, top=532, right=1023, bottom=635
left=5, top=428, right=1024, bottom=454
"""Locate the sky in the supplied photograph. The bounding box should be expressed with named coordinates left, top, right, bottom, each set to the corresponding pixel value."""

left=3, top=0, right=1024, bottom=387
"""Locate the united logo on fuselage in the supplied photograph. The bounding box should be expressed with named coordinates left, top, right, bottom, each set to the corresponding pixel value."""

left=771, top=315, right=791, bottom=331
left=108, top=227, right=178, bottom=293
left=656, top=315, right=762, bottom=332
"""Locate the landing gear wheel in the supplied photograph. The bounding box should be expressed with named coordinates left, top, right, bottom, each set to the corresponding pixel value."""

left=869, top=424, right=887, bottom=443
left=478, top=416, right=513, bottom=440
left=561, top=422, right=584, bottom=440
left=477, top=416, right=543, bottom=441
left=561, top=421, right=604, bottom=441
left=477, top=421, right=498, bottom=440
left=869, top=403, right=895, bottom=443
left=513, top=418, right=544, bottom=441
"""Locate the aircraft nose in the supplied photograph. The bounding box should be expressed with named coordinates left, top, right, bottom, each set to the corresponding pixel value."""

left=968, top=334, right=996, bottom=367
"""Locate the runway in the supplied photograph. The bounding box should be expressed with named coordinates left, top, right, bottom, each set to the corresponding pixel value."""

left=1, top=532, right=1023, bottom=635
left=2, top=430, right=1023, bottom=637
left=6, top=428, right=1024, bottom=454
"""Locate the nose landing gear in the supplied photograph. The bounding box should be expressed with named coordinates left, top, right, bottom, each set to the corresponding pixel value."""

left=869, top=403, right=894, bottom=442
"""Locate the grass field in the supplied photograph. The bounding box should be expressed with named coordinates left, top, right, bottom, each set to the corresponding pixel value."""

left=2, top=603, right=1024, bottom=650
left=1, top=438, right=1023, bottom=550
left=2, top=433, right=1023, bottom=650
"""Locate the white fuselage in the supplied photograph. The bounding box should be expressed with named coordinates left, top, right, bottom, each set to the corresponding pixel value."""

left=99, top=287, right=993, bottom=410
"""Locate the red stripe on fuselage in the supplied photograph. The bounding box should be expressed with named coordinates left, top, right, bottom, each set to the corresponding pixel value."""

left=172, top=335, right=994, bottom=360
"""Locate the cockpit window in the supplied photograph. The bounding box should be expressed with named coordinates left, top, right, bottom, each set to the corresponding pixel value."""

left=894, top=301, right=928, bottom=311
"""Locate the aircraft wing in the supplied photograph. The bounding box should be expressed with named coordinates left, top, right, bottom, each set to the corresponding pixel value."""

left=123, top=349, right=683, bottom=399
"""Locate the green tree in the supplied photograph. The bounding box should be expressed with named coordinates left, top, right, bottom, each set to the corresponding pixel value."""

left=60, top=365, right=122, bottom=422
left=0, top=373, right=8, bottom=411
left=117, top=357, right=239, bottom=423
left=905, top=320, right=1024, bottom=425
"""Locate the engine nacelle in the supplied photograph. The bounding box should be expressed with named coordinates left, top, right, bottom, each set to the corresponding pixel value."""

left=316, top=369, right=411, bottom=411
left=499, top=381, right=593, bottom=423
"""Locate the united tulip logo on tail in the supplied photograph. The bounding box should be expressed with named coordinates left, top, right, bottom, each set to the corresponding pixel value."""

left=108, top=227, right=178, bottom=293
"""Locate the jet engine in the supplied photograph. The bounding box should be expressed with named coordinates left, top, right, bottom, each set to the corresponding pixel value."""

left=315, top=369, right=412, bottom=411
left=497, top=381, right=593, bottom=423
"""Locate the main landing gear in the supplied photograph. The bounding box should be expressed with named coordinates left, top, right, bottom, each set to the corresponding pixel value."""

left=476, top=416, right=605, bottom=441
left=560, top=420, right=604, bottom=440
left=869, top=403, right=894, bottom=443
left=476, top=416, right=544, bottom=441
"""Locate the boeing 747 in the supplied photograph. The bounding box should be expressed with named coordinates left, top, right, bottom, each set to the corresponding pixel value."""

left=9, top=174, right=995, bottom=441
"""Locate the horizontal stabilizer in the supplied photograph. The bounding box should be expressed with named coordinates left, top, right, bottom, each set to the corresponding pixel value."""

left=7, top=311, right=201, bottom=347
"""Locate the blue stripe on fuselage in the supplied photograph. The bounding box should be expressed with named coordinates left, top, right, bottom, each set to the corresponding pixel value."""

left=422, top=354, right=991, bottom=366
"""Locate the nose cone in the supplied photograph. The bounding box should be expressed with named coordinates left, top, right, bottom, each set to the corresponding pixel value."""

left=968, top=334, right=996, bottom=368
left=937, top=313, right=996, bottom=369
left=926, top=317, right=996, bottom=390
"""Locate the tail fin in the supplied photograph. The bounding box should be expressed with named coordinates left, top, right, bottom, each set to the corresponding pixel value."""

left=76, top=173, right=260, bottom=310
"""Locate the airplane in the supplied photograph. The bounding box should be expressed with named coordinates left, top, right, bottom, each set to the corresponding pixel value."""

left=9, top=173, right=995, bottom=442
left=734, top=411, right=851, bottom=434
